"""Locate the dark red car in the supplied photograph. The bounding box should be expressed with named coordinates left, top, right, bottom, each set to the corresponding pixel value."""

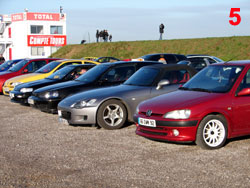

left=134, top=60, right=250, bottom=149
left=0, top=58, right=60, bottom=93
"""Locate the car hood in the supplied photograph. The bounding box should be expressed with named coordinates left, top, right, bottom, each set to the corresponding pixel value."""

left=14, top=78, right=57, bottom=91
left=139, top=90, right=225, bottom=114
left=59, top=84, right=147, bottom=106
left=34, top=80, right=88, bottom=93
left=5, top=73, right=43, bottom=84
left=0, top=71, right=14, bottom=77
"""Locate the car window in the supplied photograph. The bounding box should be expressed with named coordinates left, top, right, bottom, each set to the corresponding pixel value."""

left=124, top=67, right=159, bottom=86
left=183, top=65, right=243, bottom=93
left=35, top=61, right=61, bottom=73
left=100, top=66, right=136, bottom=82
left=164, top=55, right=176, bottom=64
left=47, top=66, right=76, bottom=80
left=9, top=59, right=28, bottom=72
left=238, top=69, right=250, bottom=91
left=76, top=64, right=109, bottom=83
left=162, top=70, right=190, bottom=84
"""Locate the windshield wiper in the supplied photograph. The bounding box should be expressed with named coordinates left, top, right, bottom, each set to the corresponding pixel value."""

left=190, top=88, right=213, bottom=93
left=179, top=86, right=189, bottom=90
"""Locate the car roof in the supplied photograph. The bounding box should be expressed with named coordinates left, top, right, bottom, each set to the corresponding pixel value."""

left=212, top=60, right=250, bottom=66
left=142, top=53, right=185, bottom=56
left=141, top=63, right=195, bottom=70
left=98, top=61, right=162, bottom=66
left=67, top=64, right=96, bottom=68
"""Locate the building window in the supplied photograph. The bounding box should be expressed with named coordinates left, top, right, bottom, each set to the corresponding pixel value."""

left=50, top=26, right=63, bottom=34
left=31, top=47, right=44, bottom=56
left=30, top=25, right=43, bottom=34
left=51, top=46, right=61, bottom=54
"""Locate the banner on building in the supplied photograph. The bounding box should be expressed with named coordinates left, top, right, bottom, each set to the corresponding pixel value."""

left=26, top=13, right=60, bottom=21
left=27, top=35, right=67, bottom=46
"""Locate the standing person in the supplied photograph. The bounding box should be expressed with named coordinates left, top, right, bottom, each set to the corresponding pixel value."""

left=109, top=34, right=112, bottom=42
left=159, top=23, right=165, bottom=40
left=104, top=30, right=109, bottom=42
left=96, top=30, right=100, bottom=43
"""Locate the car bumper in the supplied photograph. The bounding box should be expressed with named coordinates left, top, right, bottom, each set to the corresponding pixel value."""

left=134, top=114, right=199, bottom=142
left=28, top=96, right=60, bottom=113
left=57, top=105, right=98, bottom=125
left=9, top=91, right=32, bottom=104
left=2, top=86, right=14, bottom=96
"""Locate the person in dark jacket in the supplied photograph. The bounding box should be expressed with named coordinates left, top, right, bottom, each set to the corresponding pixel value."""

left=96, top=30, right=100, bottom=43
left=159, top=23, right=165, bottom=40
left=109, top=34, right=112, bottom=42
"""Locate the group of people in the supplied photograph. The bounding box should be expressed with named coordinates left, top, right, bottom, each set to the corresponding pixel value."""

left=96, top=30, right=112, bottom=43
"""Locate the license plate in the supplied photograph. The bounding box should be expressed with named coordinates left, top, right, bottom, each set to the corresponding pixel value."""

left=9, top=93, right=15, bottom=98
left=58, top=117, right=68, bottom=125
left=28, top=98, right=34, bottom=105
left=138, top=117, right=156, bottom=127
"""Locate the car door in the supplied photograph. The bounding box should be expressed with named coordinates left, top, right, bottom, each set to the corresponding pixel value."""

left=232, top=68, right=250, bottom=133
left=150, top=69, right=191, bottom=97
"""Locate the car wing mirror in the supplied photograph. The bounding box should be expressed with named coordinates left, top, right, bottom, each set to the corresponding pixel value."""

left=237, top=88, right=250, bottom=96
left=156, top=79, right=170, bottom=90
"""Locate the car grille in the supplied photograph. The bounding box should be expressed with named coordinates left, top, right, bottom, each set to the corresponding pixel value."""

left=61, top=111, right=71, bottom=120
left=140, top=112, right=163, bottom=117
left=139, top=129, right=167, bottom=136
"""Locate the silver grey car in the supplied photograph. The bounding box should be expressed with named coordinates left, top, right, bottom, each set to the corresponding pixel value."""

left=58, top=64, right=197, bottom=129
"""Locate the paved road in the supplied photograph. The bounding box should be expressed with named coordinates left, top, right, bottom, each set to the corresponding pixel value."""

left=0, top=95, right=250, bottom=188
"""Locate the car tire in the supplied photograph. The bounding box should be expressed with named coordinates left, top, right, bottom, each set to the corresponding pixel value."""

left=97, top=99, right=127, bottom=130
left=195, top=115, right=227, bottom=150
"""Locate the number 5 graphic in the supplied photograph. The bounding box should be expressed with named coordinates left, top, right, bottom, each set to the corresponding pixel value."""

left=229, top=8, right=241, bottom=26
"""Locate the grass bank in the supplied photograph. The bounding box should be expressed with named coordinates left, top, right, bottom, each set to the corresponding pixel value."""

left=51, top=36, right=250, bottom=61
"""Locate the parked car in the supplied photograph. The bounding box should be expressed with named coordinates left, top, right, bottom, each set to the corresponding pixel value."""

left=9, top=64, right=95, bottom=104
left=134, top=60, right=250, bottom=149
left=0, top=59, right=24, bottom=72
left=132, top=53, right=187, bottom=64
left=2, top=59, right=98, bottom=95
left=95, top=57, right=120, bottom=63
left=28, top=61, right=162, bottom=113
left=0, top=58, right=60, bottom=93
left=57, top=64, right=197, bottom=129
left=184, top=55, right=224, bottom=71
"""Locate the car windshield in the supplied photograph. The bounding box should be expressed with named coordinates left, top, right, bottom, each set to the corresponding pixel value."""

left=75, top=64, right=109, bottom=83
left=124, top=67, right=159, bottom=86
left=9, top=59, right=28, bottom=72
left=0, top=60, right=15, bottom=70
left=35, top=61, right=61, bottom=73
left=46, top=66, right=76, bottom=80
left=181, top=65, right=243, bottom=93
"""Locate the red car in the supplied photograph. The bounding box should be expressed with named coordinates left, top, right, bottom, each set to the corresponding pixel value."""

left=0, top=58, right=60, bottom=93
left=135, top=60, right=250, bottom=149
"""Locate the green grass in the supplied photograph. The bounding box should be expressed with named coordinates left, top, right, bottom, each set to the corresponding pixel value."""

left=51, top=36, right=250, bottom=61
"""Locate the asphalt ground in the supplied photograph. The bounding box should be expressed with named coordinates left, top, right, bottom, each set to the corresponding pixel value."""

left=0, top=95, right=250, bottom=188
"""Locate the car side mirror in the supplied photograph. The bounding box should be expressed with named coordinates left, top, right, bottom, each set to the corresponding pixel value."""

left=23, top=69, right=28, bottom=73
left=156, top=79, right=170, bottom=90
left=237, top=88, right=250, bottom=96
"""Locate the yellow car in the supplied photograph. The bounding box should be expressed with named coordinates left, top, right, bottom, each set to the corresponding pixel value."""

left=3, top=59, right=99, bottom=95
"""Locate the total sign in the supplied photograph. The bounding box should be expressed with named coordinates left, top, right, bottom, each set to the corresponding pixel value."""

left=28, top=35, right=67, bottom=46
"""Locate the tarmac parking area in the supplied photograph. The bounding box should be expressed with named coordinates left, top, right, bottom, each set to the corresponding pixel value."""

left=0, top=95, right=250, bottom=188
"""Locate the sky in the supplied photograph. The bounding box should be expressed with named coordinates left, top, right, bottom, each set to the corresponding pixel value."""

left=0, top=0, right=249, bottom=44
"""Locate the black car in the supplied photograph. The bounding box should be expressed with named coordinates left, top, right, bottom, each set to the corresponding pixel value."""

left=134, top=53, right=187, bottom=64
left=28, top=61, right=162, bottom=113
left=10, top=64, right=95, bottom=104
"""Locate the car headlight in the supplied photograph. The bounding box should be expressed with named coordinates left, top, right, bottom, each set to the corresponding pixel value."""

left=44, top=91, right=59, bottom=99
left=20, top=88, right=33, bottom=93
left=11, top=82, right=23, bottom=87
left=135, top=105, right=140, bottom=115
left=71, top=99, right=97, bottom=109
left=163, top=109, right=191, bottom=119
